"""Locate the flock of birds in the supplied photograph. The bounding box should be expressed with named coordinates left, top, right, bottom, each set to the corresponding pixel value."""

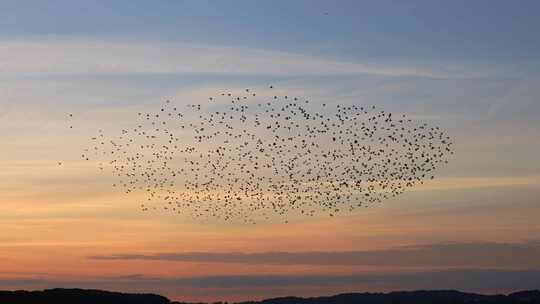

left=66, top=86, right=454, bottom=223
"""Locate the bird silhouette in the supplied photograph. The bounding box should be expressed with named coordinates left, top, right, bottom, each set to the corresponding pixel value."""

left=70, top=86, right=454, bottom=223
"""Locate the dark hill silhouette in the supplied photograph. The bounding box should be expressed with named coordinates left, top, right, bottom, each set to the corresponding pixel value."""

left=237, top=290, right=540, bottom=304
left=0, top=288, right=539, bottom=304
left=0, top=288, right=169, bottom=304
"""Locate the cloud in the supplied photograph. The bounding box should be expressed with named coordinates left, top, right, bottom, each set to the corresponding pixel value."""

left=0, top=38, right=454, bottom=78
left=88, top=240, right=540, bottom=268
left=411, top=176, right=540, bottom=192
left=1, top=269, right=539, bottom=295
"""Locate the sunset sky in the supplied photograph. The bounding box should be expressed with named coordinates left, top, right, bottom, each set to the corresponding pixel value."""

left=1, top=0, right=540, bottom=302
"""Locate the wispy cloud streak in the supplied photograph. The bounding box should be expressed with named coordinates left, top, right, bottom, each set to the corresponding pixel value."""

left=0, top=39, right=459, bottom=78
left=1, top=269, right=539, bottom=291
left=89, top=241, right=540, bottom=268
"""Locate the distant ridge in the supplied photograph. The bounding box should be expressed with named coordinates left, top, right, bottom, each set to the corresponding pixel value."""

left=0, top=288, right=539, bottom=304
left=0, top=288, right=169, bottom=304
left=236, top=290, right=540, bottom=304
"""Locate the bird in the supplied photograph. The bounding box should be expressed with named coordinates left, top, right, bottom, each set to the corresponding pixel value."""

left=72, top=86, right=454, bottom=224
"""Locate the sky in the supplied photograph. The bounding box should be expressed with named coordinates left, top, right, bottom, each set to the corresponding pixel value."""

left=1, top=0, right=540, bottom=302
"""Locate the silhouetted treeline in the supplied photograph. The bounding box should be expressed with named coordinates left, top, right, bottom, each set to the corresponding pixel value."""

left=0, top=288, right=169, bottom=304
left=236, top=290, right=540, bottom=304
left=1, top=288, right=540, bottom=304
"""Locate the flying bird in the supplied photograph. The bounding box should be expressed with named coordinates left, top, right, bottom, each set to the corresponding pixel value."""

left=72, top=86, right=454, bottom=224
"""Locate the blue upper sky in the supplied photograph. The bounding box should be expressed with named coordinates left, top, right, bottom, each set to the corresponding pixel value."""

left=2, top=0, right=539, bottom=61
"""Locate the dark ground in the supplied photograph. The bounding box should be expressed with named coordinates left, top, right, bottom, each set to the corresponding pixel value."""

left=1, top=288, right=539, bottom=304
